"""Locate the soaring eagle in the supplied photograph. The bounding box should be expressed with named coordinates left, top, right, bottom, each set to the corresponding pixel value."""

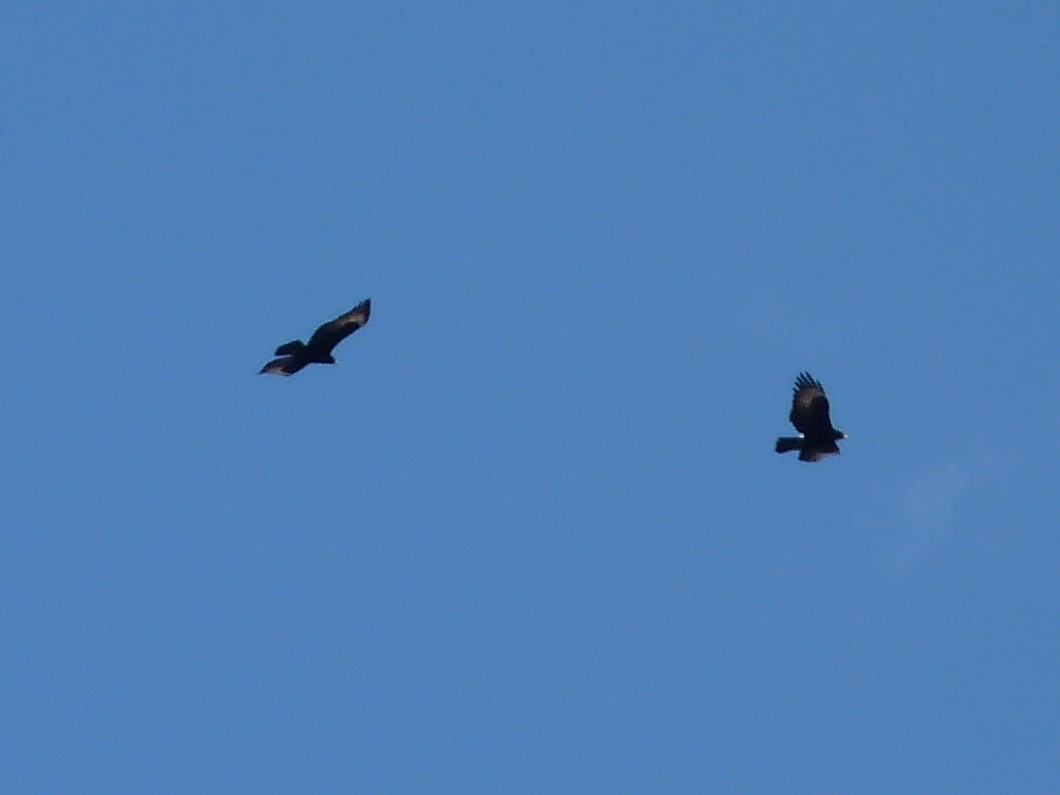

left=775, top=372, right=847, bottom=462
left=259, top=298, right=371, bottom=377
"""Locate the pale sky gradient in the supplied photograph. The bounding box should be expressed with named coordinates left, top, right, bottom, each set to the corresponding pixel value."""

left=4, top=4, right=1059, bottom=793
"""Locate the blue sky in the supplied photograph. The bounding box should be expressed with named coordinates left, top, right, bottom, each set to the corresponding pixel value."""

left=3, top=3, right=1059, bottom=792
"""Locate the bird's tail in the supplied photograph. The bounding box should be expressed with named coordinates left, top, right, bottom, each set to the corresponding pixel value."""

left=775, top=437, right=803, bottom=455
left=274, top=340, right=306, bottom=357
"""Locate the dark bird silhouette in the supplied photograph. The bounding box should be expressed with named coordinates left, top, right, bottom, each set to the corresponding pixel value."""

left=775, top=372, right=847, bottom=462
left=259, top=298, right=371, bottom=376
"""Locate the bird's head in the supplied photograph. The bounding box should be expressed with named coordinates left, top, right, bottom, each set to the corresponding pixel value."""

left=835, top=430, right=848, bottom=441
left=325, top=355, right=337, bottom=364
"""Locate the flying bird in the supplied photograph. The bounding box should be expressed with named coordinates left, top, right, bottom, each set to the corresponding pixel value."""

left=259, top=298, right=371, bottom=377
left=775, top=372, right=847, bottom=462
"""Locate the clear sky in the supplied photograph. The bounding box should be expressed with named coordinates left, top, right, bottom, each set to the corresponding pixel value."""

left=4, top=4, right=1059, bottom=793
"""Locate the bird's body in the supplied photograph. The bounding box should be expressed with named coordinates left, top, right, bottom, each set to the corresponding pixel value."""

left=775, top=372, right=846, bottom=462
left=259, top=298, right=371, bottom=376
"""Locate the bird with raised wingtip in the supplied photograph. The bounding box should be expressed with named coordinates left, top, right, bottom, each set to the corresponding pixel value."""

left=775, top=372, right=847, bottom=462
left=259, top=298, right=371, bottom=377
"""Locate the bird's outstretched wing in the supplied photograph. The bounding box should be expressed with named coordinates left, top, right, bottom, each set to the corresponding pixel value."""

left=307, top=298, right=371, bottom=354
left=259, top=357, right=305, bottom=377
left=789, top=372, right=834, bottom=435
